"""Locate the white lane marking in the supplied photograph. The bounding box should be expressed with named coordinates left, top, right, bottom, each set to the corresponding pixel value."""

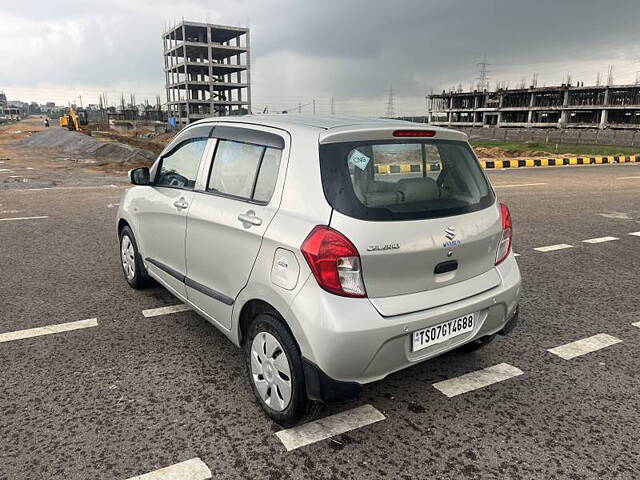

left=629, top=232, right=640, bottom=237
left=0, top=168, right=12, bottom=173
left=534, top=243, right=573, bottom=252
left=0, top=210, right=21, bottom=214
left=513, top=252, right=521, bottom=257
left=493, top=182, right=547, bottom=188
left=275, top=404, right=385, bottom=451
left=14, top=184, right=121, bottom=192
left=126, top=458, right=211, bottom=480
left=617, top=176, right=640, bottom=179
left=432, top=363, right=523, bottom=398
left=583, top=236, right=619, bottom=244
left=632, top=321, right=640, bottom=328
left=0, top=215, right=48, bottom=222
left=0, top=318, right=98, bottom=343
left=108, top=203, right=120, bottom=208
left=547, top=333, right=622, bottom=360
left=142, top=304, right=191, bottom=318
left=599, top=212, right=631, bottom=220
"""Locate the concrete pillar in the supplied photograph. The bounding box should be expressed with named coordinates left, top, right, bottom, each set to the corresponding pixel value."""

left=600, top=88, right=610, bottom=129
left=559, top=88, right=569, bottom=128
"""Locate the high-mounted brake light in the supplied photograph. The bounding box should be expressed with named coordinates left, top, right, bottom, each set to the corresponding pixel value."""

left=495, top=203, right=513, bottom=265
left=392, top=130, right=436, bottom=137
left=301, top=226, right=366, bottom=298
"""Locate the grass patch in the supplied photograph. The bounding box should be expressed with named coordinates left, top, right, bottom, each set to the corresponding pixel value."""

left=470, top=140, right=639, bottom=156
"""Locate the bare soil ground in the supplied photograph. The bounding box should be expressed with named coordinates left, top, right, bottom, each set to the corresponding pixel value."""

left=0, top=117, right=148, bottom=189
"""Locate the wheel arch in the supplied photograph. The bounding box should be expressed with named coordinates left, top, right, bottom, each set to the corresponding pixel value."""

left=233, top=285, right=311, bottom=361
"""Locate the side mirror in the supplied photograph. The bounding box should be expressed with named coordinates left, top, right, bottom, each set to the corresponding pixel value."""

left=128, top=167, right=150, bottom=186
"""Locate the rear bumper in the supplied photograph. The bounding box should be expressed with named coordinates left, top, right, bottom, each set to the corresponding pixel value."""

left=289, top=253, right=521, bottom=385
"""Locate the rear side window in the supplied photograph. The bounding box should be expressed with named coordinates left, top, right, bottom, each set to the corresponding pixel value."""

left=207, top=140, right=282, bottom=203
left=319, top=140, right=493, bottom=221
left=155, top=138, right=207, bottom=190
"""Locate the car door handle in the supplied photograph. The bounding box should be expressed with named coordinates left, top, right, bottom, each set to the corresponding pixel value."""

left=173, top=199, right=189, bottom=209
left=238, top=211, right=263, bottom=226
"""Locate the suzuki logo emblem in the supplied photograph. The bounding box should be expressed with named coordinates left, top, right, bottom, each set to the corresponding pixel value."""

left=444, top=226, right=456, bottom=240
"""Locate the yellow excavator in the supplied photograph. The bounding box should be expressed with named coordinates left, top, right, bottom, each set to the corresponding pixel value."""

left=59, top=106, right=89, bottom=133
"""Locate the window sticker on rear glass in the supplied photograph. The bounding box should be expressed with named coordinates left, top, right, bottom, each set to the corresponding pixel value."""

left=348, top=149, right=370, bottom=170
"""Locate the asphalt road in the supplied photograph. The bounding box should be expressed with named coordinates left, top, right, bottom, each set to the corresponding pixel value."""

left=1, top=161, right=640, bottom=480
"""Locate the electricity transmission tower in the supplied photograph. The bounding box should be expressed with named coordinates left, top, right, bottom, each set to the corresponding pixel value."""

left=385, top=87, right=396, bottom=117
left=477, top=54, right=490, bottom=91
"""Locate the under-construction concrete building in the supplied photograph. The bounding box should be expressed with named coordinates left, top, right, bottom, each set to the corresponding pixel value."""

left=163, top=20, right=251, bottom=125
left=427, top=84, right=640, bottom=130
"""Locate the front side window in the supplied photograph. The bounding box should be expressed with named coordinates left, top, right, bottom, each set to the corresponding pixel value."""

left=319, top=140, right=493, bottom=221
left=207, top=139, right=282, bottom=203
left=155, top=138, right=207, bottom=189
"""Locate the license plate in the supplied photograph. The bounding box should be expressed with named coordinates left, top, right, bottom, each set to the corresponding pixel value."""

left=412, top=313, right=475, bottom=352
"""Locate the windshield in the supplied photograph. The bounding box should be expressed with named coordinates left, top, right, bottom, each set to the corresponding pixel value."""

left=319, top=139, right=494, bottom=221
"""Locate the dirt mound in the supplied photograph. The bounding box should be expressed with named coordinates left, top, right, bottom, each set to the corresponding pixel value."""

left=473, top=146, right=553, bottom=159
left=14, top=128, right=155, bottom=164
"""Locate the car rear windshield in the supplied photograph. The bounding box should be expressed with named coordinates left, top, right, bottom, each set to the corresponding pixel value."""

left=319, top=139, right=494, bottom=221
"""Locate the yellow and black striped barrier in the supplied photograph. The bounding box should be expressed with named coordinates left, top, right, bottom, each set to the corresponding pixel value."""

left=373, top=155, right=640, bottom=174
left=479, top=155, right=640, bottom=169
left=374, top=163, right=441, bottom=174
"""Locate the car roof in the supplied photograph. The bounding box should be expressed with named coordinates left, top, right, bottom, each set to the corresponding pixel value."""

left=192, top=114, right=467, bottom=140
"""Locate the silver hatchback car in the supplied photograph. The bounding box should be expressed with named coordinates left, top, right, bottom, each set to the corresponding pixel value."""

left=117, top=116, right=521, bottom=425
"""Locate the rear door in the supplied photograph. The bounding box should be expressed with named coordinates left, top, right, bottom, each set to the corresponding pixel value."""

left=135, top=130, right=210, bottom=296
left=319, top=134, right=501, bottom=308
left=184, top=126, right=287, bottom=330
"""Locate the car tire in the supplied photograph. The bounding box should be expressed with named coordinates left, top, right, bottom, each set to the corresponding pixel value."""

left=244, top=313, right=320, bottom=427
left=457, top=334, right=496, bottom=353
left=119, top=226, right=150, bottom=289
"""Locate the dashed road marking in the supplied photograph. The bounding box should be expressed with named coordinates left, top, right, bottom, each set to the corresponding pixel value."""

left=617, top=176, right=640, bottom=180
left=513, top=252, right=521, bottom=257
left=0, top=318, right=98, bottom=343
left=632, top=321, right=640, bottom=328
left=599, top=212, right=631, bottom=220
left=432, top=363, right=523, bottom=398
left=125, top=458, right=211, bottom=480
left=534, top=244, right=573, bottom=252
left=0, top=210, right=21, bottom=214
left=15, top=184, right=121, bottom=192
left=142, top=304, right=191, bottom=318
left=582, top=236, right=619, bottom=244
left=0, top=215, right=48, bottom=222
left=108, top=203, right=120, bottom=208
left=493, top=182, right=547, bottom=188
left=275, top=404, right=385, bottom=451
left=629, top=232, right=640, bottom=237
left=547, top=333, right=622, bottom=360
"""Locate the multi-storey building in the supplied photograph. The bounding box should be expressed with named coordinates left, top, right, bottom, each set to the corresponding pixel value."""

left=163, top=20, right=251, bottom=125
left=428, top=84, right=640, bottom=129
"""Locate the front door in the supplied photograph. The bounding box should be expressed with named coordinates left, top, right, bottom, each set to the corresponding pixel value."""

left=185, top=131, right=286, bottom=330
left=137, top=136, right=209, bottom=296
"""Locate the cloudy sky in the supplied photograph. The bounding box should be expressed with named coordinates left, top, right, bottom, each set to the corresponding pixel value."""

left=1, top=0, right=639, bottom=116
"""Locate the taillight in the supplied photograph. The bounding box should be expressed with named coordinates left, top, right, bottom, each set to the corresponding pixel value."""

left=495, top=203, right=512, bottom=265
left=301, top=225, right=366, bottom=298
left=392, top=130, right=436, bottom=137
